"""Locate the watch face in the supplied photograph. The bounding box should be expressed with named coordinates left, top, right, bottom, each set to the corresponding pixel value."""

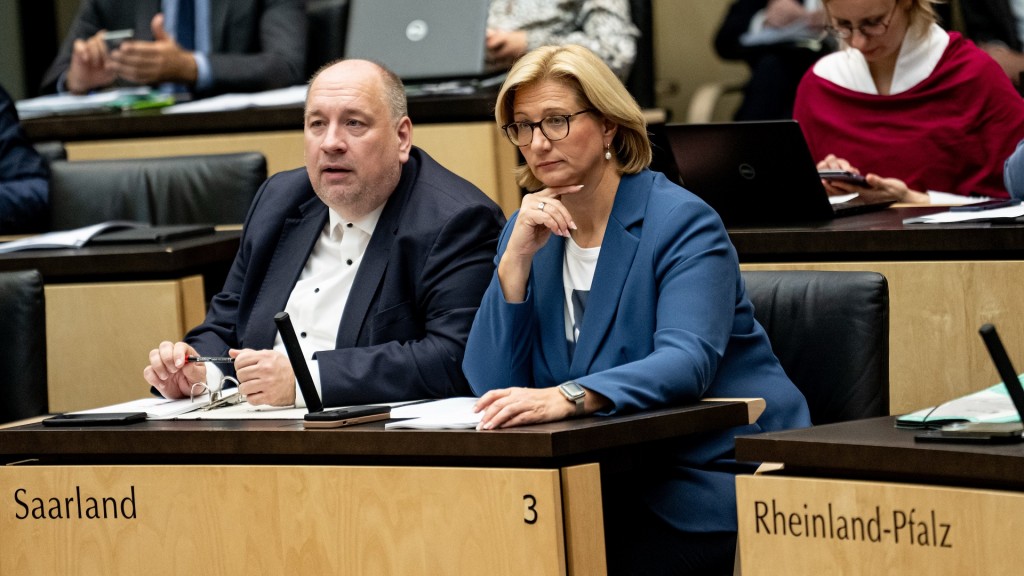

left=560, top=381, right=585, bottom=399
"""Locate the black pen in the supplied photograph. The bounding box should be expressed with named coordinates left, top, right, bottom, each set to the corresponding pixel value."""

left=186, top=355, right=234, bottom=364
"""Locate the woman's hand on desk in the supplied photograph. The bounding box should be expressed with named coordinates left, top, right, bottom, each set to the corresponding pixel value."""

left=473, top=386, right=611, bottom=430
left=474, top=387, right=576, bottom=430
left=144, top=341, right=206, bottom=400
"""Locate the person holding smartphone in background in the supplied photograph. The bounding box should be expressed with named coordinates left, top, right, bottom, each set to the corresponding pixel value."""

left=794, top=0, right=1024, bottom=203
left=40, top=0, right=306, bottom=97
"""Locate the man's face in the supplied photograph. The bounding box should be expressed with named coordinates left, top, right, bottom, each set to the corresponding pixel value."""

left=304, top=61, right=412, bottom=218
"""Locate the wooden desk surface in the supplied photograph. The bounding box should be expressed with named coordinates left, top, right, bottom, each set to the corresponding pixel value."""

left=0, top=229, right=240, bottom=283
left=22, top=89, right=499, bottom=143
left=729, top=207, right=1024, bottom=262
left=0, top=400, right=750, bottom=468
left=735, top=416, right=1024, bottom=491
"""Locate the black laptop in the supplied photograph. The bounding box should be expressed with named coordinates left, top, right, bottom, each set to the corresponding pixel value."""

left=664, top=120, right=894, bottom=226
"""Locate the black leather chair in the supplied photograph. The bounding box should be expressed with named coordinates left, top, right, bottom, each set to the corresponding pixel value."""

left=47, top=152, right=267, bottom=230
left=306, top=0, right=350, bottom=76
left=743, top=270, right=890, bottom=424
left=0, top=270, right=47, bottom=423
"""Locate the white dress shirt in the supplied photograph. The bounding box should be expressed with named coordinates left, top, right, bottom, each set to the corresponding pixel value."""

left=207, top=205, right=383, bottom=406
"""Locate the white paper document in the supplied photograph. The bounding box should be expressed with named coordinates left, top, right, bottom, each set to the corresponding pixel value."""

left=902, top=204, right=1024, bottom=224
left=0, top=221, right=141, bottom=253
left=72, top=390, right=239, bottom=419
left=162, top=85, right=307, bottom=114
left=385, top=397, right=482, bottom=430
left=896, top=382, right=1023, bottom=428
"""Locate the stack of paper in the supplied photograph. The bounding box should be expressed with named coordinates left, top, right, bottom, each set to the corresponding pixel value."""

left=385, top=397, right=482, bottom=430
left=896, top=382, right=1023, bottom=428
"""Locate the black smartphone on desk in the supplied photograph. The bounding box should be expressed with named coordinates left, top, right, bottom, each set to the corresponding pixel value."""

left=949, top=199, right=1022, bottom=212
left=915, top=422, right=1024, bottom=444
left=42, top=412, right=147, bottom=427
left=303, top=405, right=391, bottom=429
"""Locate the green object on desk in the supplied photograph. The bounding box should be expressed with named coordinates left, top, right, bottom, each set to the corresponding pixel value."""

left=108, top=92, right=176, bottom=111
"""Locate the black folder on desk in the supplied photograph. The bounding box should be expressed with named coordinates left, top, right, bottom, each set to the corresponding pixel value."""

left=88, top=224, right=215, bottom=244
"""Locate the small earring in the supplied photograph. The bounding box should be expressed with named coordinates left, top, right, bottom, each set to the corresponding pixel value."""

left=604, top=144, right=612, bottom=161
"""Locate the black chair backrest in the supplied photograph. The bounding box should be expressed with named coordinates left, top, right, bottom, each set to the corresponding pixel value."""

left=47, top=152, right=267, bottom=230
left=743, top=270, right=890, bottom=425
left=626, top=0, right=655, bottom=109
left=0, top=270, right=47, bottom=423
left=306, top=0, right=350, bottom=76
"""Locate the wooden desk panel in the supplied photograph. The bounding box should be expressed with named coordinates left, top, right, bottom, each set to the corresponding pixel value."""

left=741, top=261, right=1024, bottom=415
left=736, top=474, right=1024, bottom=575
left=45, top=276, right=206, bottom=413
left=734, top=208, right=1024, bottom=415
left=0, top=232, right=240, bottom=413
left=734, top=418, right=1024, bottom=574
left=0, top=402, right=751, bottom=576
left=1, top=465, right=585, bottom=576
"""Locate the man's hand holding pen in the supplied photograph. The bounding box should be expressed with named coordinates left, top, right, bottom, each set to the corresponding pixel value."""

left=143, top=341, right=208, bottom=400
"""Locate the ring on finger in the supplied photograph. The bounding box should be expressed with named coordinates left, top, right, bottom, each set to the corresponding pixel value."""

left=536, top=201, right=546, bottom=211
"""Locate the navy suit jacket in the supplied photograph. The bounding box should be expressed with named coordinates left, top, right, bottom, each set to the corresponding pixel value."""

left=464, top=170, right=810, bottom=533
left=188, top=147, right=505, bottom=406
left=40, top=0, right=306, bottom=95
left=0, top=86, right=48, bottom=234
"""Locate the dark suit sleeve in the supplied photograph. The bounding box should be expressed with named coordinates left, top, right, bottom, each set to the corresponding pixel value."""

left=39, top=0, right=109, bottom=94
left=205, top=0, right=307, bottom=94
left=316, top=201, right=505, bottom=406
left=714, top=0, right=769, bottom=61
left=961, top=0, right=1022, bottom=51
left=0, top=88, right=49, bottom=234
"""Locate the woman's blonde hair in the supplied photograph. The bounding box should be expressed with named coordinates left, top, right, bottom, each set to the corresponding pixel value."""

left=495, top=45, right=652, bottom=191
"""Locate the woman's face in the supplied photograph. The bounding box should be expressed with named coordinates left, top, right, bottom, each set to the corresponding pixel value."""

left=827, top=0, right=909, bottom=64
left=511, top=79, right=614, bottom=189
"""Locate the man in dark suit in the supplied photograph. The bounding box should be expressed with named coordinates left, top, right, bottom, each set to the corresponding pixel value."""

left=714, top=0, right=832, bottom=120
left=143, top=59, right=506, bottom=407
left=40, top=0, right=306, bottom=96
left=961, top=0, right=1024, bottom=87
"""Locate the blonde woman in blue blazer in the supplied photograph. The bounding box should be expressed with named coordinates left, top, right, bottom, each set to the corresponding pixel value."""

left=463, top=45, right=810, bottom=575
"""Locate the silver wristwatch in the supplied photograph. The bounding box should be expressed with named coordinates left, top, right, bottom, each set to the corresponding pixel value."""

left=558, top=381, right=586, bottom=417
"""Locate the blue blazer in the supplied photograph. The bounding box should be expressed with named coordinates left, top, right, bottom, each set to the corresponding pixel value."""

left=464, top=169, right=810, bottom=532
left=188, top=147, right=505, bottom=406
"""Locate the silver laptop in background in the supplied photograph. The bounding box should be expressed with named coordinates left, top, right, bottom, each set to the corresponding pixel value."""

left=664, top=120, right=894, bottom=226
left=344, top=0, right=495, bottom=81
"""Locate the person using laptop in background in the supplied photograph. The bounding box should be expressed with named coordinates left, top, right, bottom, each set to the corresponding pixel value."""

left=794, top=0, right=1024, bottom=203
left=486, top=0, right=639, bottom=81
left=463, top=45, right=810, bottom=574
left=40, top=0, right=306, bottom=97
left=143, top=59, right=505, bottom=408
left=0, top=84, right=49, bottom=234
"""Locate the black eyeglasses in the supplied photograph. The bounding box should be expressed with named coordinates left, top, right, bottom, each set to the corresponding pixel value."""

left=825, top=1, right=898, bottom=40
left=501, top=109, right=595, bottom=147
